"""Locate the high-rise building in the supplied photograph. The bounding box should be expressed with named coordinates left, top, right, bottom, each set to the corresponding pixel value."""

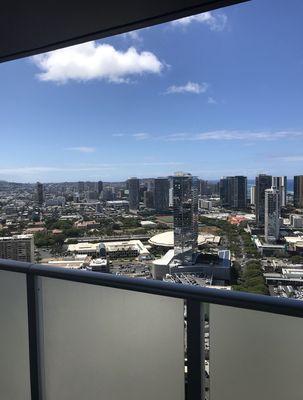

left=219, top=176, right=247, bottom=209
left=154, top=178, right=169, bottom=212
left=250, top=185, right=256, bottom=206
left=128, top=177, right=140, bottom=211
left=97, top=181, right=103, bottom=195
left=199, top=179, right=209, bottom=195
left=78, top=181, right=85, bottom=193
left=294, top=175, right=303, bottom=208
left=255, top=174, right=272, bottom=226
left=36, top=182, right=44, bottom=206
left=219, top=177, right=232, bottom=207
left=233, top=176, right=247, bottom=209
left=169, top=187, right=174, bottom=207
left=272, top=176, right=287, bottom=208
left=200, top=179, right=219, bottom=196
left=144, top=190, right=154, bottom=208
left=265, top=187, right=280, bottom=242
left=173, top=172, right=198, bottom=265
left=0, top=234, right=34, bottom=263
left=102, top=187, right=115, bottom=201
left=139, top=185, right=147, bottom=203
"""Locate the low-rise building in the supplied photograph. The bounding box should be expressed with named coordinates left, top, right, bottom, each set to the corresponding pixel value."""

left=46, top=255, right=89, bottom=269
left=284, top=236, right=303, bottom=252
left=290, top=214, right=303, bottom=228
left=199, top=199, right=212, bottom=211
left=67, top=242, right=101, bottom=256
left=140, top=220, right=157, bottom=228
left=149, top=231, right=220, bottom=248
left=104, top=240, right=150, bottom=259
left=265, top=269, right=303, bottom=286
left=254, top=238, right=286, bottom=256
left=106, top=200, right=129, bottom=210
left=74, top=220, right=99, bottom=229
left=89, top=258, right=109, bottom=273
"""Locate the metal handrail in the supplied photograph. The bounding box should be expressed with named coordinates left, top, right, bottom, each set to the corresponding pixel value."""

left=1, top=258, right=303, bottom=318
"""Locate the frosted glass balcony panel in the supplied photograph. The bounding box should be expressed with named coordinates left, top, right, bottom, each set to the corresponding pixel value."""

left=0, top=270, right=31, bottom=400
left=38, top=277, right=185, bottom=400
left=209, top=304, right=303, bottom=400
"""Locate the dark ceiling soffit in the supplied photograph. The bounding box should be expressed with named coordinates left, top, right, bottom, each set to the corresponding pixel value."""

left=1, top=0, right=248, bottom=63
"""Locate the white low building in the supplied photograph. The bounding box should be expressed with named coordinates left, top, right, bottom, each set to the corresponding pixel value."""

left=104, top=240, right=150, bottom=259
left=149, top=231, right=220, bottom=248
left=0, top=234, right=34, bottom=263
left=89, top=258, right=109, bottom=272
left=67, top=242, right=101, bottom=256
left=140, top=220, right=157, bottom=228
left=284, top=236, right=303, bottom=251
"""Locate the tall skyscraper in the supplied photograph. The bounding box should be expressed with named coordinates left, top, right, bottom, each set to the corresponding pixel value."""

left=102, top=186, right=115, bottom=201
left=250, top=185, right=256, bottom=206
left=219, top=176, right=247, bottom=209
left=144, top=190, right=154, bottom=208
left=294, top=175, right=303, bottom=208
left=199, top=179, right=210, bottom=195
left=36, top=182, right=44, bottom=206
left=128, top=177, right=140, bottom=211
left=265, top=187, right=280, bottom=242
left=173, top=172, right=198, bottom=265
left=233, top=176, right=247, bottom=209
left=255, top=174, right=272, bottom=226
left=78, top=181, right=85, bottom=193
left=219, top=177, right=232, bottom=207
left=154, top=178, right=169, bottom=212
left=97, top=181, right=103, bottom=196
left=272, top=176, right=287, bottom=208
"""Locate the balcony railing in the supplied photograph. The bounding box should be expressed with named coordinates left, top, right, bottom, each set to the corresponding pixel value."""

left=1, top=259, right=303, bottom=400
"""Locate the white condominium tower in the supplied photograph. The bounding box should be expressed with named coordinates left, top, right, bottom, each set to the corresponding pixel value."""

left=272, top=176, right=287, bottom=208
left=0, top=234, right=34, bottom=263
left=265, top=187, right=280, bottom=243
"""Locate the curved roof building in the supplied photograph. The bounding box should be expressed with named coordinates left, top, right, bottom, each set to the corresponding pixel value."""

left=149, top=231, right=220, bottom=248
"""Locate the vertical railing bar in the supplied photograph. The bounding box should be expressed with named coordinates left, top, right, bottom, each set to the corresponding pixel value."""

left=186, top=299, right=205, bottom=400
left=27, top=272, right=41, bottom=400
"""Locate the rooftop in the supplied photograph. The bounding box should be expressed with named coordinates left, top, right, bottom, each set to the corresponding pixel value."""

left=149, top=231, right=220, bottom=247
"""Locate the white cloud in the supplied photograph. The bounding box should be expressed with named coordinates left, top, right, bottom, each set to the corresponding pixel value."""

left=273, top=155, right=303, bottom=162
left=131, top=130, right=303, bottom=142
left=171, top=11, right=227, bottom=31
left=0, top=162, right=183, bottom=178
left=207, top=96, right=217, bottom=104
left=112, top=133, right=125, bottom=137
left=122, top=30, right=143, bottom=42
left=165, top=81, right=208, bottom=94
left=132, top=133, right=150, bottom=140
left=163, top=130, right=303, bottom=142
left=32, top=41, right=164, bottom=84
left=67, top=146, right=96, bottom=153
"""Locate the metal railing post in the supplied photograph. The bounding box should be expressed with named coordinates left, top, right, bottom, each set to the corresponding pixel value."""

left=186, top=299, right=205, bottom=400
left=26, top=273, right=41, bottom=400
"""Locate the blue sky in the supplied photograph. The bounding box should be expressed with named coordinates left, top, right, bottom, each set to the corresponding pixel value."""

left=1, top=0, right=303, bottom=182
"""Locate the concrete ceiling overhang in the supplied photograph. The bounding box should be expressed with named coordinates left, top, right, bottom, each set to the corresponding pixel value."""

left=0, top=0, right=248, bottom=63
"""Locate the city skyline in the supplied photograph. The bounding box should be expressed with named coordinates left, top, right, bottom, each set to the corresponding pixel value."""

left=1, top=0, right=303, bottom=182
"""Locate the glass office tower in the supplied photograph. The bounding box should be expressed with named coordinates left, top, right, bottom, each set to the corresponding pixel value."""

left=255, top=174, right=272, bottom=226
left=173, top=172, right=198, bottom=265
left=127, top=177, right=140, bottom=211
left=294, top=176, right=303, bottom=208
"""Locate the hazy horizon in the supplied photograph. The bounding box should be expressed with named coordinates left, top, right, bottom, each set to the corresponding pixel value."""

left=1, top=0, right=303, bottom=182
